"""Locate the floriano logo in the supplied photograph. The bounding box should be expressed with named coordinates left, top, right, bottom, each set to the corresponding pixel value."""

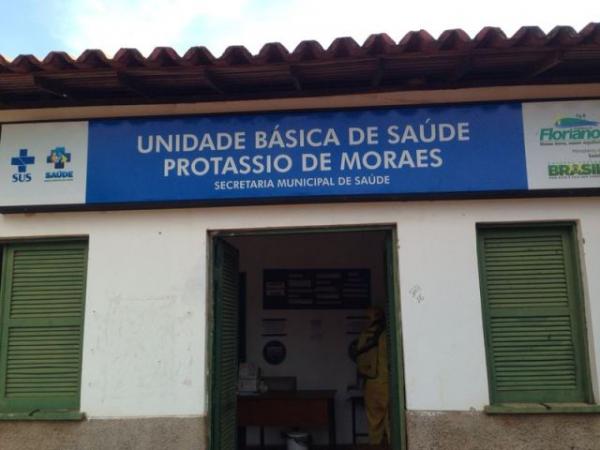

left=540, top=113, right=600, bottom=143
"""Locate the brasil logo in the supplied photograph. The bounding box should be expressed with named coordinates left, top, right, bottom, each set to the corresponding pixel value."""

left=540, top=113, right=600, bottom=143
left=45, top=146, right=73, bottom=181
left=548, top=163, right=600, bottom=178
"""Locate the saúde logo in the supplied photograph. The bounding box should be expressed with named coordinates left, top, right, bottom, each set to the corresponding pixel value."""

left=45, top=146, right=73, bottom=181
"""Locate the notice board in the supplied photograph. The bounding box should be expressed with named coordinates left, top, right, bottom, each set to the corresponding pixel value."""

left=263, top=269, right=371, bottom=309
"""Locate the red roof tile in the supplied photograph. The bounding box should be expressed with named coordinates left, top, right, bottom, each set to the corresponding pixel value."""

left=0, top=23, right=598, bottom=108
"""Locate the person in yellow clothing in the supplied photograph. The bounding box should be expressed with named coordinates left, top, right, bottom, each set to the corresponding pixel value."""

left=355, top=306, right=390, bottom=447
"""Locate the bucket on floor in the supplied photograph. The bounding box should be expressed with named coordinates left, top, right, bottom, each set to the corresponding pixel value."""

left=286, top=430, right=310, bottom=450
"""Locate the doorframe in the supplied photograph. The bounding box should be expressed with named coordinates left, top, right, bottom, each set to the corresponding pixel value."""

left=206, top=224, right=407, bottom=449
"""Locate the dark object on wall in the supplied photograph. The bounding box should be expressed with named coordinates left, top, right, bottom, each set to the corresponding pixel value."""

left=264, top=268, right=371, bottom=309
left=262, top=340, right=287, bottom=365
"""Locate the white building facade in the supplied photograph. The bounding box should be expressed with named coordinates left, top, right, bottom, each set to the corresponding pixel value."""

left=1, top=25, right=600, bottom=450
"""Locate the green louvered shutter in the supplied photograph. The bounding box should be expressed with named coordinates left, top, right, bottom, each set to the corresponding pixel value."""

left=478, top=226, right=590, bottom=404
left=0, top=241, right=87, bottom=413
left=211, top=239, right=239, bottom=450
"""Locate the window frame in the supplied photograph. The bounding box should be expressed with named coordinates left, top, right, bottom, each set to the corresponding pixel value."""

left=476, top=221, right=595, bottom=409
left=0, top=237, right=88, bottom=420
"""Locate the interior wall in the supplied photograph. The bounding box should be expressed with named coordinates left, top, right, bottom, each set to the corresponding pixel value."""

left=0, top=197, right=598, bottom=420
left=227, top=231, right=387, bottom=445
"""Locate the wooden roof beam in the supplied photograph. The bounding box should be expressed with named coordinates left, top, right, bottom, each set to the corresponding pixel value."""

left=371, top=58, right=386, bottom=87
left=288, top=65, right=303, bottom=91
left=116, top=71, right=150, bottom=98
left=526, top=50, right=564, bottom=79
left=447, top=56, right=473, bottom=82
left=31, top=75, right=74, bottom=99
left=202, top=68, right=225, bottom=94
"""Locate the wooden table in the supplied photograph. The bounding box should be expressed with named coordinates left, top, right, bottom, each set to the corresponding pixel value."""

left=237, top=390, right=336, bottom=448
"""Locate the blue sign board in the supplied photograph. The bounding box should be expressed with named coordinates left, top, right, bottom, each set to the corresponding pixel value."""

left=2, top=100, right=599, bottom=209
left=86, top=103, right=527, bottom=204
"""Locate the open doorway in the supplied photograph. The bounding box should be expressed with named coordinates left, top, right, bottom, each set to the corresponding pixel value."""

left=209, top=227, right=405, bottom=450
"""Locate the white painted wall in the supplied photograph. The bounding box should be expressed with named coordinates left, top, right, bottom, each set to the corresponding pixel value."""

left=0, top=197, right=598, bottom=418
